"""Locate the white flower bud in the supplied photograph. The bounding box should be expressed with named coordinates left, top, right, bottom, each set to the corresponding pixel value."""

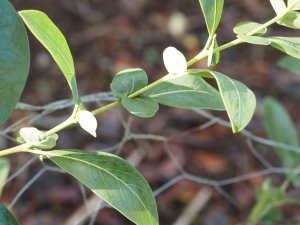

left=76, top=110, right=98, bottom=137
left=163, top=47, right=187, bottom=75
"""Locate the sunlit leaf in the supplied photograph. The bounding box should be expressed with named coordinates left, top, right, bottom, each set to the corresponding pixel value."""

left=278, top=11, right=300, bottom=29
left=40, top=150, right=158, bottom=225
left=270, top=36, right=300, bottom=59
left=0, top=0, right=30, bottom=126
left=19, top=10, right=79, bottom=103
left=288, top=0, right=300, bottom=10
left=270, top=0, right=287, bottom=15
left=198, top=0, right=224, bottom=35
left=233, top=21, right=267, bottom=35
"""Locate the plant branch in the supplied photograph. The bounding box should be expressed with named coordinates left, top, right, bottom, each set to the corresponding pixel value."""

left=0, top=9, right=291, bottom=157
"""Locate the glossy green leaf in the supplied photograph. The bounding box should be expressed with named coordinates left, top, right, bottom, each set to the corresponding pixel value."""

left=247, top=179, right=285, bottom=225
left=233, top=21, right=267, bottom=35
left=0, top=204, right=19, bottom=225
left=145, top=74, right=225, bottom=111
left=237, top=35, right=271, bottom=45
left=110, top=68, right=148, bottom=99
left=190, top=69, right=256, bottom=133
left=278, top=56, right=300, bottom=75
left=0, top=0, right=30, bottom=126
left=122, top=96, right=159, bottom=118
left=262, top=97, right=300, bottom=178
left=198, top=0, right=224, bottom=35
left=19, top=10, right=79, bottom=103
left=270, top=0, right=287, bottom=15
left=0, top=158, right=10, bottom=196
left=18, top=127, right=58, bottom=149
left=278, top=11, right=300, bottom=29
left=270, top=36, right=300, bottom=59
left=42, top=150, right=158, bottom=225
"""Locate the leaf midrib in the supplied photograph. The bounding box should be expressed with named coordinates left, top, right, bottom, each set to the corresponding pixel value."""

left=20, top=11, right=74, bottom=79
left=47, top=151, right=154, bottom=225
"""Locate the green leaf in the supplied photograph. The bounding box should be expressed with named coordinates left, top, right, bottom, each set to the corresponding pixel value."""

left=18, top=127, right=58, bottom=149
left=278, top=11, right=300, bottom=29
left=233, top=21, right=267, bottom=35
left=110, top=68, right=148, bottom=99
left=0, top=204, right=19, bottom=225
left=207, top=35, right=220, bottom=67
left=211, top=38, right=220, bottom=66
left=262, top=97, right=300, bottom=180
left=278, top=56, right=300, bottom=75
left=0, top=158, right=10, bottom=196
left=42, top=150, right=158, bottom=225
left=270, top=36, right=300, bottom=59
left=121, top=96, right=159, bottom=118
left=145, top=74, right=225, bottom=111
left=0, top=0, right=30, bottom=126
left=260, top=208, right=283, bottom=225
left=190, top=69, right=256, bottom=133
left=18, top=10, right=79, bottom=103
left=247, top=179, right=285, bottom=225
left=237, top=35, right=271, bottom=45
left=288, top=0, right=300, bottom=10
left=198, top=0, right=224, bottom=35
left=270, top=0, right=287, bottom=15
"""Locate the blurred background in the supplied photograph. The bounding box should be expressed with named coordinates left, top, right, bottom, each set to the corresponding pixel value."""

left=2, top=0, right=300, bottom=224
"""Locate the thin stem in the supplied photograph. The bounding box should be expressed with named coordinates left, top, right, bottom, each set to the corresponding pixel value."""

left=0, top=143, right=31, bottom=157
left=45, top=117, right=74, bottom=136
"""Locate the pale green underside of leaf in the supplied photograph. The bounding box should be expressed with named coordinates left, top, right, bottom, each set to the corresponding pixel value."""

left=278, top=56, right=300, bottom=75
left=0, top=204, right=19, bottom=225
left=44, top=150, right=158, bottom=225
left=278, top=11, right=300, bottom=29
left=122, top=96, right=159, bottom=118
left=0, top=158, right=10, bottom=197
left=189, top=69, right=256, bottom=133
left=270, top=36, right=300, bottom=59
left=233, top=21, right=267, bottom=35
left=0, top=0, right=30, bottom=126
left=198, top=0, right=224, bottom=35
left=145, top=74, right=225, bottom=111
left=270, top=0, right=287, bottom=15
left=288, top=0, right=300, bottom=10
left=262, top=97, right=300, bottom=171
left=18, top=10, right=79, bottom=103
left=110, top=68, right=148, bottom=99
left=237, top=35, right=271, bottom=45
